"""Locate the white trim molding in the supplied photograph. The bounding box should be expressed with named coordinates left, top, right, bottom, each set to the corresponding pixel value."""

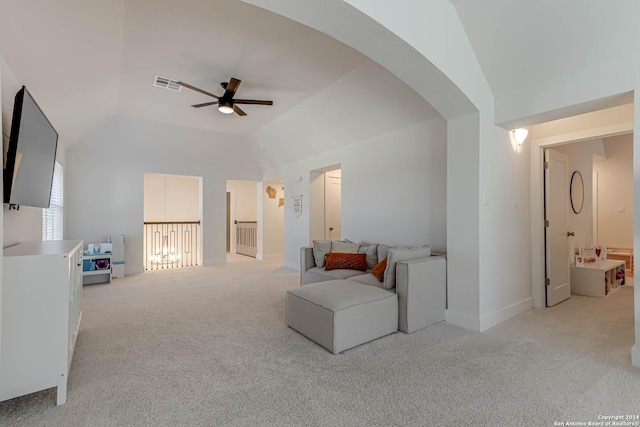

left=479, top=298, right=533, bottom=332
left=203, top=257, right=227, bottom=266
left=445, top=309, right=481, bottom=332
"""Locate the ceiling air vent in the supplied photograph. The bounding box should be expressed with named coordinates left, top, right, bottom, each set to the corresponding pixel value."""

left=154, top=75, right=181, bottom=92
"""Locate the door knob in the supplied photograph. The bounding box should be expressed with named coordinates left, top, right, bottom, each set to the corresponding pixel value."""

left=329, top=227, right=334, bottom=231
left=567, top=231, right=575, bottom=237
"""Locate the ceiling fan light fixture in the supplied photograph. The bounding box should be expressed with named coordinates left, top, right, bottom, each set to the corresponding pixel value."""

left=180, top=77, right=272, bottom=116
left=218, top=101, right=234, bottom=114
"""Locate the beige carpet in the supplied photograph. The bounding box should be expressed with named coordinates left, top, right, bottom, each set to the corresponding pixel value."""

left=0, top=256, right=638, bottom=426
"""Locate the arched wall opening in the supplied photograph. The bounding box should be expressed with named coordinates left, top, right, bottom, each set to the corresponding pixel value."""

left=243, top=2, right=640, bottom=368
left=242, top=0, right=486, bottom=331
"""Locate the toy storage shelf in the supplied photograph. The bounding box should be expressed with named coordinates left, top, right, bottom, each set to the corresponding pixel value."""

left=82, top=253, right=112, bottom=285
left=570, top=259, right=626, bottom=297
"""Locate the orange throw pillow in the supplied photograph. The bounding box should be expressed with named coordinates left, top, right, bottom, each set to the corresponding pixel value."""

left=324, top=252, right=367, bottom=271
left=372, top=258, right=388, bottom=282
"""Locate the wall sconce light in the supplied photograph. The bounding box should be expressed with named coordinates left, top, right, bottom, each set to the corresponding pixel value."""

left=512, top=128, right=529, bottom=145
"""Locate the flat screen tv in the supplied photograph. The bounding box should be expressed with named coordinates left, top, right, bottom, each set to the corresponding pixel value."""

left=3, top=86, right=58, bottom=208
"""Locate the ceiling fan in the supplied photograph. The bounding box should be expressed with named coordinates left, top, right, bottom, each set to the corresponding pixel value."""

left=177, top=77, right=273, bottom=116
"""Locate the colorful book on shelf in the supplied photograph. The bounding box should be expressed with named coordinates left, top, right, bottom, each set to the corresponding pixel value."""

left=580, top=247, right=596, bottom=263
left=594, top=245, right=607, bottom=261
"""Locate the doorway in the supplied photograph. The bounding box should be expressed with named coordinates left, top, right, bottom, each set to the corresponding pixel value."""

left=226, top=180, right=258, bottom=258
left=324, top=169, right=342, bottom=240
left=143, top=173, right=203, bottom=270
left=531, top=103, right=634, bottom=308
left=226, top=191, right=231, bottom=253
left=544, top=148, right=571, bottom=306
left=541, top=136, right=634, bottom=304
left=309, top=164, right=342, bottom=242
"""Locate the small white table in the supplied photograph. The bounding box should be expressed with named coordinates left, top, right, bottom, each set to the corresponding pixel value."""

left=570, top=259, right=626, bottom=297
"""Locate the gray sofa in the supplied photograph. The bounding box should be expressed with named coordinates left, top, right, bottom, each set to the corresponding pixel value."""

left=286, top=242, right=446, bottom=353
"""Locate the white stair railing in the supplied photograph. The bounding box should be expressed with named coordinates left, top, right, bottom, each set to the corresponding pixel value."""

left=236, top=221, right=257, bottom=258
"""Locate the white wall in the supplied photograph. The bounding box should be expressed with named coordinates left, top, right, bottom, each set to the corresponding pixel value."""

left=260, top=180, right=284, bottom=260
left=66, top=115, right=262, bottom=273
left=530, top=104, right=633, bottom=142
left=340, top=125, right=447, bottom=247
left=447, top=113, right=481, bottom=329
left=1, top=56, right=68, bottom=248
left=246, top=61, right=443, bottom=172
left=266, top=117, right=447, bottom=270
left=226, top=180, right=258, bottom=222
left=1, top=57, right=20, bottom=171
left=477, top=120, right=532, bottom=331
left=1, top=57, right=40, bottom=248
left=242, top=0, right=482, bottom=119
left=144, top=173, right=200, bottom=222
left=308, top=170, right=325, bottom=242
left=593, top=134, right=633, bottom=248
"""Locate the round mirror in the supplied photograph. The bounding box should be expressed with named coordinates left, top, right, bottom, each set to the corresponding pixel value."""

left=570, top=171, right=584, bottom=214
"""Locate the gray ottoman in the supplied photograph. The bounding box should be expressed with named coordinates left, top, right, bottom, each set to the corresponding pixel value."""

left=286, top=280, right=398, bottom=354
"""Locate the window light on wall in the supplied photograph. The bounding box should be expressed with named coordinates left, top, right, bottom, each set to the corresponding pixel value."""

left=42, top=161, right=63, bottom=241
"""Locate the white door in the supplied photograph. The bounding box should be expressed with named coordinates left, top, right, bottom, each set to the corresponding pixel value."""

left=325, top=170, right=342, bottom=240
left=545, top=149, right=571, bottom=306
left=592, top=172, right=599, bottom=244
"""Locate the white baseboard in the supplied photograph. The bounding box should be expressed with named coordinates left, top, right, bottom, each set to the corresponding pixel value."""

left=283, top=260, right=300, bottom=271
left=480, top=297, right=533, bottom=332
left=445, top=309, right=481, bottom=332
left=125, top=265, right=144, bottom=275
left=203, top=258, right=227, bottom=266
left=632, top=344, right=640, bottom=368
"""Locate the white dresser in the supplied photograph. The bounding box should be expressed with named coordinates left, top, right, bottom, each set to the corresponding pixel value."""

left=0, top=240, right=83, bottom=405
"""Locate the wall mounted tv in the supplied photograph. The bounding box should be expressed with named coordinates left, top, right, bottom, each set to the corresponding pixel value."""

left=3, top=86, right=58, bottom=208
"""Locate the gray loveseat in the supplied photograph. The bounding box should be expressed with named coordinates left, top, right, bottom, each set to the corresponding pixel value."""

left=286, top=241, right=446, bottom=353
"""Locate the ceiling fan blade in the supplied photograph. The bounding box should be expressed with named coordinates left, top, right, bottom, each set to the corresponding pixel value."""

left=224, top=77, right=241, bottom=98
left=191, top=101, right=218, bottom=108
left=233, top=99, right=273, bottom=105
left=233, top=104, right=247, bottom=116
left=177, top=81, right=219, bottom=99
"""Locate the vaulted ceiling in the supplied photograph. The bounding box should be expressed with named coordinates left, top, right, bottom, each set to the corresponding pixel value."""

left=0, top=0, right=438, bottom=153
left=449, top=0, right=640, bottom=98
left=1, top=0, right=638, bottom=158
